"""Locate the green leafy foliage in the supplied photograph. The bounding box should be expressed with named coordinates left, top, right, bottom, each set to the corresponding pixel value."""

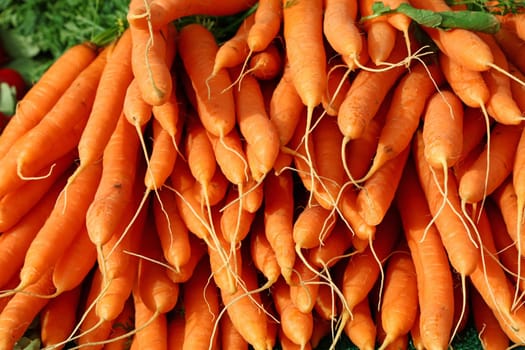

left=0, top=0, right=128, bottom=82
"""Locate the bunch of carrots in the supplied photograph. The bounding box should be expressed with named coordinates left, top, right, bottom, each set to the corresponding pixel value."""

left=1, top=0, right=525, bottom=349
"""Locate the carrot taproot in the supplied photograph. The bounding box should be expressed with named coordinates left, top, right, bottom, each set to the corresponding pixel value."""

left=220, top=310, right=249, bottom=350
left=0, top=151, right=74, bottom=232
left=220, top=257, right=271, bottom=350
left=220, top=187, right=256, bottom=244
left=321, top=57, right=353, bottom=117
left=191, top=167, right=230, bottom=208
left=75, top=29, right=133, bottom=184
left=0, top=173, right=64, bottom=288
left=264, top=170, right=296, bottom=284
left=239, top=176, right=264, bottom=214
left=0, top=269, right=55, bottom=350
left=459, top=123, right=522, bottom=205
left=17, top=160, right=102, bottom=290
left=413, top=131, right=480, bottom=277
left=293, top=203, right=337, bottom=250
left=133, top=291, right=168, bottom=350
left=498, top=12, right=525, bottom=41
left=311, top=115, right=345, bottom=209
left=211, top=13, right=255, bottom=79
left=380, top=0, right=413, bottom=55
left=129, top=0, right=257, bottom=30
left=40, top=285, right=82, bottom=349
left=396, top=158, right=455, bottom=350
left=182, top=258, right=220, bottom=350
left=494, top=26, right=525, bottom=76
left=103, top=297, right=135, bottom=350
left=0, top=42, right=97, bottom=159
left=52, top=225, right=97, bottom=294
left=471, top=287, right=510, bottom=350
left=344, top=297, right=376, bottom=350
left=456, top=107, right=491, bottom=166
left=247, top=42, right=283, bottom=81
left=307, top=219, right=353, bottom=270
left=356, top=145, right=410, bottom=226
left=356, top=63, right=444, bottom=181
left=272, top=278, right=314, bottom=349
left=137, top=216, right=180, bottom=315
left=165, top=234, right=207, bottom=284
left=323, top=0, right=363, bottom=70
left=14, top=48, right=107, bottom=180
left=152, top=187, right=192, bottom=271
left=365, top=20, right=398, bottom=67
left=378, top=249, right=418, bottom=350
left=269, top=61, right=305, bottom=146
left=167, top=309, right=185, bottom=350
left=289, top=256, right=321, bottom=315
left=86, top=112, right=140, bottom=247
left=337, top=33, right=407, bottom=141
left=514, top=125, right=525, bottom=268
left=130, top=22, right=173, bottom=106
left=123, top=77, right=153, bottom=128
left=250, top=214, right=280, bottom=287
left=337, top=184, right=376, bottom=242
left=248, top=0, right=282, bottom=53
left=178, top=23, right=236, bottom=139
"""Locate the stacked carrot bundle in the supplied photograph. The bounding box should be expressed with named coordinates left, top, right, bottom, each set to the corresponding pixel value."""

left=1, top=0, right=525, bottom=349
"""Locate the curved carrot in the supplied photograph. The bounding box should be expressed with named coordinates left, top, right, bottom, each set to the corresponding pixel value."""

left=0, top=42, right=97, bottom=159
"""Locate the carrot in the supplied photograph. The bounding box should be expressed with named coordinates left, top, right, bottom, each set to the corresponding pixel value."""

left=311, top=115, right=345, bottom=209
left=343, top=297, right=377, bottom=350
left=17, top=160, right=102, bottom=290
left=220, top=188, right=256, bottom=244
left=282, top=0, right=326, bottom=177
left=458, top=123, right=522, bottom=205
left=471, top=287, right=511, bottom=350
left=439, top=51, right=490, bottom=109
left=0, top=269, right=55, bottom=350
left=129, top=0, right=257, bottom=30
left=337, top=184, right=376, bottom=242
left=250, top=214, right=281, bottom=287
left=356, top=145, right=410, bottom=226
left=123, top=77, right=153, bottom=128
left=0, top=151, right=74, bottom=232
left=289, top=256, right=321, bottom=315
left=182, top=258, right=220, bottom=350
left=137, top=216, right=180, bottom=315
left=40, top=286, right=82, bottom=349
left=152, top=187, right=192, bottom=271
left=408, top=0, right=494, bottom=72
left=494, top=26, right=525, bottom=76
left=337, top=33, right=407, bottom=141
left=307, top=219, right=353, bottom=270
left=272, top=278, right=314, bottom=349
left=86, top=112, right=140, bottom=247
left=456, top=107, right=492, bottom=166
left=247, top=42, right=283, bottom=81
left=381, top=0, right=413, bottom=55
left=103, top=297, right=135, bottom=350
left=508, top=62, right=525, bottom=113
left=75, top=30, right=133, bottom=184
left=167, top=310, right=185, bottom=350
left=514, top=126, right=525, bottom=267
left=480, top=33, right=524, bottom=125
left=413, top=131, right=480, bottom=277
left=211, top=13, right=255, bottom=79
left=13, top=48, right=107, bottom=180
left=396, top=158, right=455, bottom=350
left=321, top=57, right=353, bottom=117
left=498, top=12, right=525, bottom=41
left=130, top=22, right=174, bottom=106
left=323, top=0, right=363, bottom=69
left=365, top=20, right=398, bottom=67
left=191, top=168, right=230, bottom=208
left=0, top=42, right=97, bottom=159
left=151, top=82, right=182, bottom=147
left=178, top=23, right=236, bottom=139
left=165, top=235, right=207, bottom=284
left=232, top=66, right=280, bottom=181
left=378, top=249, right=418, bottom=350
left=220, top=313, right=250, bottom=350
left=133, top=291, right=168, bottom=350
left=220, top=257, right=271, bottom=350
left=293, top=203, right=337, bottom=249
left=269, top=61, right=305, bottom=146
left=247, top=0, right=282, bottom=53
left=263, top=170, right=296, bottom=284
left=52, top=225, right=97, bottom=295
left=313, top=282, right=340, bottom=322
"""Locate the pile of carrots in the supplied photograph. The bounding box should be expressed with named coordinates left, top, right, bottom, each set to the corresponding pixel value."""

left=1, top=0, right=525, bottom=349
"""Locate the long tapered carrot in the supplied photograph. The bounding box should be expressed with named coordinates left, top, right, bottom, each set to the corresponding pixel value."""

left=344, top=297, right=377, bottom=350
left=178, top=23, right=236, bottom=139
left=133, top=294, right=168, bottom=350
left=396, top=159, right=455, bottom=350
left=250, top=215, right=281, bottom=287
left=248, top=0, right=282, bottom=53
left=0, top=42, right=97, bottom=159
left=17, top=160, right=102, bottom=290
left=86, top=112, right=140, bottom=247
left=471, top=287, right=511, bottom=350
left=14, top=48, right=107, bottom=180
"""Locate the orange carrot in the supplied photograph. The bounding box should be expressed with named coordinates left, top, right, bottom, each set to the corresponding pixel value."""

left=293, top=203, right=337, bottom=249
left=471, top=287, right=510, bottom=350
left=165, top=235, right=207, bottom=284
left=264, top=170, right=296, bottom=284
left=182, top=258, right=220, bottom=350
left=220, top=188, right=256, bottom=244
left=396, top=159, right=455, bottom=350
left=207, top=126, right=249, bottom=186
left=0, top=42, right=97, bottom=158
left=247, top=0, right=282, bottom=53
left=322, top=57, right=353, bottom=117
left=86, top=112, right=140, bottom=246
left=167, top=310, right=185, bottom=350
left=307, top=219, right=352, bottom=269
left=133, top=291, right=168, bottom=350
left=247, top=42, right=283, bottom=81
left=103, top=297, right=135, bottom=350
left=178, top=23, right=236, bottom=138
left=250, top=215, right=281, bottom=287
left=18, top=160, right=102, bottom=289
left=337, top=185, right=376, bottom=242
left=494, top=26, right=525, bottom=78
left=123, top=77, right=153, bottom=128
left=344, top=297, right=377, bottom=350
left=220, top=310, right=249, bottom=350
left=40, top=286, right=82, bottom=349
left=289, top=256, right=321, bottom=315
left=0, top=269, right=55, bottom=350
